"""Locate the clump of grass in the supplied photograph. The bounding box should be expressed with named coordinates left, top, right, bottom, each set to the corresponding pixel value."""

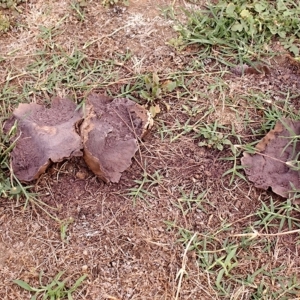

left=0, top=120, right=22, bottom=199
left=140, top=73, right=177, bottom=103
left=174, top=0, right=300, bottom=63
left=126, top=170, right=162, bottom=205
left=0, top=11, right=9, bottom=33
left=14, top=271, right=87, bottom=300
left=0, top=0, right=25, bottom=9
left=101, top=0, right=129, bottom=8
left=194, top=121, right=232, bottom=151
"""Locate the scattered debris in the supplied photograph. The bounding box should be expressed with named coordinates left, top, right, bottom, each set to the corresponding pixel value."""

left=231, top=63, right=271, bottom=76
left=81, top=94, right=152, bottom=183
left=241, top=119, right=300, bottom=198
left=5, top=98, right=83, bottom=182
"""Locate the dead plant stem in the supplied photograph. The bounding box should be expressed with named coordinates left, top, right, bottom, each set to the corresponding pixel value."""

left=175, top=232, right=197, bottom=300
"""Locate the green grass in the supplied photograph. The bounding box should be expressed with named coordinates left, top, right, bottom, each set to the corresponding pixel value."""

left=0, top=11, right=9, bottom=32
left=166, top=194, right=300, bottom=298
left=1, top=1, right=300, bottom=298
left=161, top=9, right=300, bottom=294
left=126, top=169, right=163, bottom=205
left=173, top=0, right=300, bottom=62
left=174, top=188, right=208, bottom=215
left=14, top=271, right=87, bottom=300
left=253, top=198, right=300, bottom=232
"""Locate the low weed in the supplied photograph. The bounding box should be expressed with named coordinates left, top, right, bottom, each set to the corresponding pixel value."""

left=159, top=5, right=176, bottom=21
left=126, top=170, right=162, bottom=205
left=181, top=102, right=203, bottom=117
left=169, top=106, right=215, bottom=143
left=18, top=49, right=119, bottom=100
left=140, top=73, right=177, bottom=103
left=221, top=145, right=247, bottom=185
left=14, top=271, right=87, bottom=300
left=194, top=121, right=232, bottom=151
left=60, top=217, right=74, bottom=243
left=174, top=188, right=208, bottom=215
left=166, top=222, right=241, bottom=296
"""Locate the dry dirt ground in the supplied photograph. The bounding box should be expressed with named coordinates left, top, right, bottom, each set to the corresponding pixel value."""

left=1, top=0, right=300, bottom=300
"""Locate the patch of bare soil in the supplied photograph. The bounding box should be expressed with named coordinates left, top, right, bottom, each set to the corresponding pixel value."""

left=1, top=1, right=300, bottom=300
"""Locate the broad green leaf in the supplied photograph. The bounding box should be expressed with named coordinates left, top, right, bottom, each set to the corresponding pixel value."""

left=153, top=86, right=162, bottom=98
left=70, top=274, right=88, bottom=290
left=223, top=139, right=232, bottom=145
left=152, top=73, right=160, bottom=85
left=140, top=90, right=151, bottom=100
left=268, top=25, right=278, bottom=35
left=144, top=75, right=151, bottom=91
left=289, top=44, right=299, bottom=56
left=166, top=80, right=177, bottom=92
left=217, top=144, right=224, bottom=151
left=254, top=3, right=267, bottom=13
left=283, top=11, right=293, bottom=17
left=278, top=31, right=286, bottom=38
left=13, top=280, right=36, bottom=292
left=149, top=104, right=161, bottom=118
left=216, top=269, right=225, bottom=290
left=277, top=0, right=287, bottom=11
left=226, top=3, right=236, bottom=17
left=231, top=22, right=243, bottom=32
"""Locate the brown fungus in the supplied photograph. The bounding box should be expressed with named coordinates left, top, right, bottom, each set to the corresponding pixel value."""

left=81, top=94, right=152, bottom=183
left=241, top=119, right=300, bottom=198
left=6, top=97, right=83, bottom=182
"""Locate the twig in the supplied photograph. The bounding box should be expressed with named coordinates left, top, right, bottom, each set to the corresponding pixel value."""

left=175, top=232, right=197, bottom=300
left=231, top=227, right=300, bottom=239
left=83, top=24, right=132, bottom=50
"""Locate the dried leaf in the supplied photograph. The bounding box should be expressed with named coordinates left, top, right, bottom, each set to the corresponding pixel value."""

left=149, top=104, right=161, bottom=118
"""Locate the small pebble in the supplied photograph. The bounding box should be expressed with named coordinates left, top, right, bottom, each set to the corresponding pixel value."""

left=76, top=171, right=87, bottom=180
left=82, top=265, right=88, bottom=271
